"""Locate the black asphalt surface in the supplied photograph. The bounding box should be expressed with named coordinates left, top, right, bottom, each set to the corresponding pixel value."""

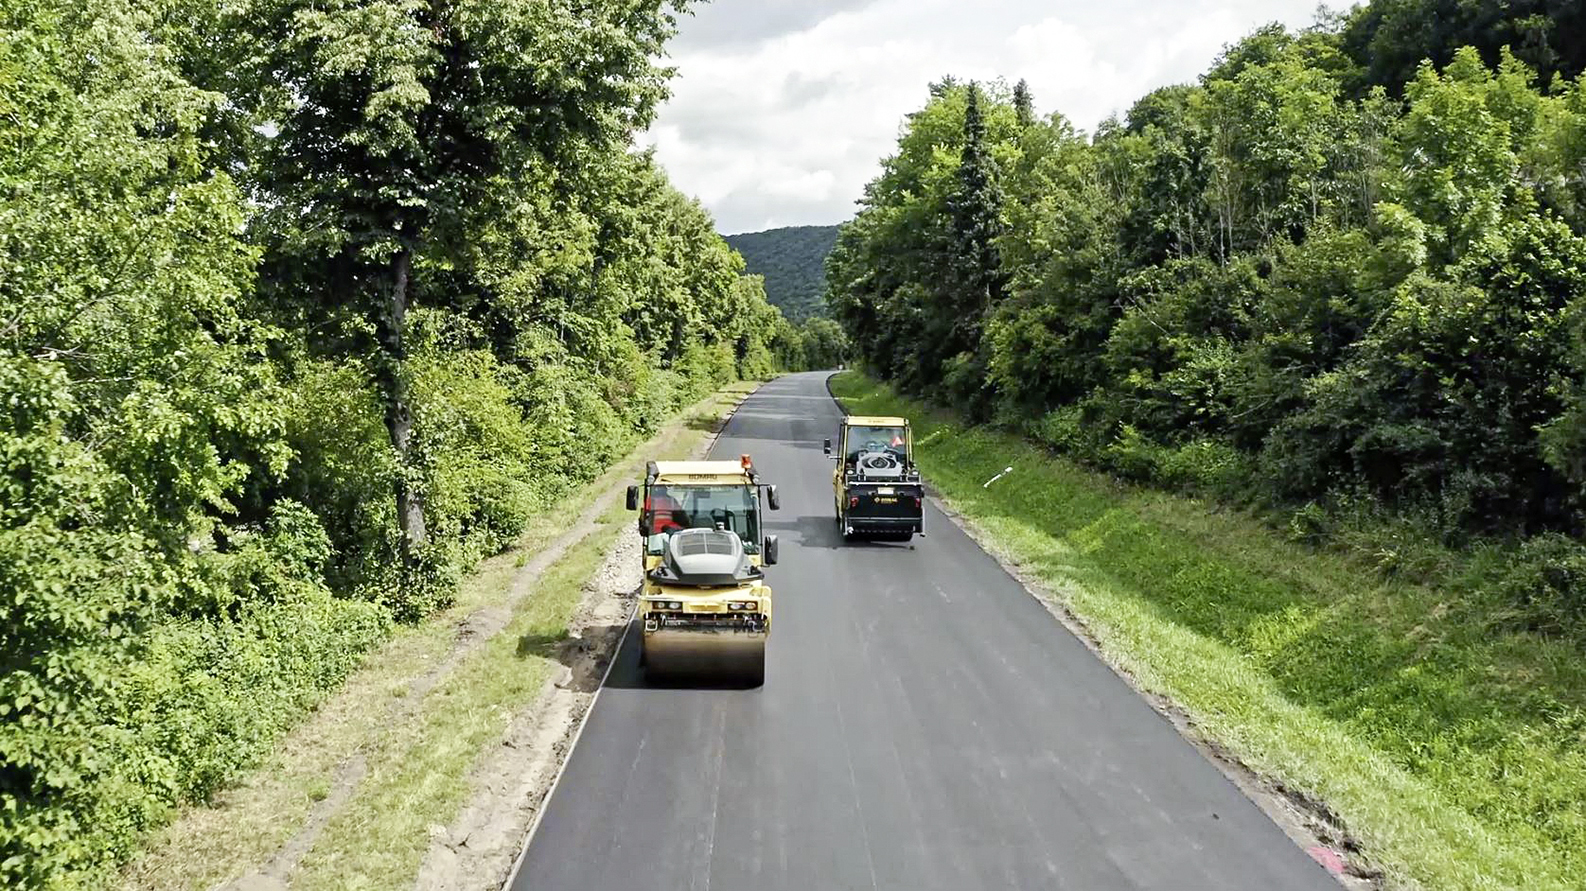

left=510, top=372, right=1338, bottom=891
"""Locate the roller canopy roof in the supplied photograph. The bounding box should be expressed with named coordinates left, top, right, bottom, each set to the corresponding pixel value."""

left=650, top=460, right=756, bottom=481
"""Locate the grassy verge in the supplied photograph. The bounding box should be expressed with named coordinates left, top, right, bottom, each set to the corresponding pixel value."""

left=291, top=506, right=625, bottom=890
left=830, top=372, right=1586, bottom=891
left=116, top=382, right=754, bottom=891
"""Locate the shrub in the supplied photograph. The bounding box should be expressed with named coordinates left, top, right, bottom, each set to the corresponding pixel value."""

left=1495, top=534, right=1586, bottom=637
left=278, top=359, right=401, bottom=598
left=412, top=348, right=540, bottom=570
left=0, top=450, right=389, bottom=885
left=1157, top=439, right=1255, bottom=498
left=1030, top=404, right=1085, bottom=452
left=678, top=342, right=737, bottom=397
left=737, top=340, right=777, bottom=381
left=1100, top=424, right=1164, bottom=481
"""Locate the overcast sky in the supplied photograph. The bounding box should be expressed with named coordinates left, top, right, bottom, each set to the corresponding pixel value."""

left=642, top=0, right=1328, bottom=235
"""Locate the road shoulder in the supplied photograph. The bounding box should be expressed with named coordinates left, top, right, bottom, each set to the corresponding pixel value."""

left=828, top=369, right=1586, bottom=891
left=116, top=384, right=751, bottom=891
left=824, top=371, right=1379, bottom=889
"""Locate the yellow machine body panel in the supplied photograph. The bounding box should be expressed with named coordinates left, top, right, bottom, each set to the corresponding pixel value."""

left=629, top=458, right=779, bottom=682
left=650, top=462, right=756, bottom=489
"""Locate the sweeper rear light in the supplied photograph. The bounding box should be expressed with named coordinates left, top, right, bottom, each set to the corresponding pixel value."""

left=741, top=453, right=753, bottom=470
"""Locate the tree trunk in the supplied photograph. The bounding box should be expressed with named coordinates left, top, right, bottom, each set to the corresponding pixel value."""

left=381, top=245, right=427, bottom=562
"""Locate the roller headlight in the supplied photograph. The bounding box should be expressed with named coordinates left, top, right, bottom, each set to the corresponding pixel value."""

left=728, top=601, right=758, bottom=611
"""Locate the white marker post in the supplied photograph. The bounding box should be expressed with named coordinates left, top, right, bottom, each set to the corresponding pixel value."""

left=983, top=466, right=1014, bottom=488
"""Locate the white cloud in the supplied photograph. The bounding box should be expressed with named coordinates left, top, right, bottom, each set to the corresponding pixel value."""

left=762, top=168, right=838, bottom=200
left=648, top=0, right=1324, bottom=234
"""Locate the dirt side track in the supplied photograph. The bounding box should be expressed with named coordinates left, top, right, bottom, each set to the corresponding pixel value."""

left=117, top=387, right=747, bottom=891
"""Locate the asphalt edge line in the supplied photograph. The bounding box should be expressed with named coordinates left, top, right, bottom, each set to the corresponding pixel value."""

left=820, top=371, right=1370, bottom=888
left=496, top=381, right=763, bottom=891
left=496, top=600, right=636, bottom=891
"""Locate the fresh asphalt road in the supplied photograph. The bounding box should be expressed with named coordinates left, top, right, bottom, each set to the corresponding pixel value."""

left=510, top=372, right=1338, bottom=891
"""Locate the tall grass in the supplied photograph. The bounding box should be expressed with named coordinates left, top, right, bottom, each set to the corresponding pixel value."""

left=831, top=372, right=1586, bottom=891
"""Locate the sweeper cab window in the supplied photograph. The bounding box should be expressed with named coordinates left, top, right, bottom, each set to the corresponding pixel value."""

left=845, top=425, right=907, bottom=463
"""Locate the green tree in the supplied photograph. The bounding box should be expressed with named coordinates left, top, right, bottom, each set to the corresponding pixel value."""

left=230, top=0, right=687, bottom=569
left=798, top=317, right=851, bottom=369
left=988, top=109, right=1124, bottom=414
left=936, top=83, right=1007, bottom=408
left=1341, top=0, right=1586, bottom=97
left=1013, top=78, right=1035, bottom=127
left=2, top=0, right=794, bottom=884
left=830, top=12, right=1586, bottom=545
left=0, top=0, right=311, bottom=880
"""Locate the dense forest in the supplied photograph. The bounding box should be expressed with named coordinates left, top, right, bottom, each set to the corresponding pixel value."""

left=725, top=225, right=841, bottom=320
left=726, top=225, right=848, bottom=368
left=0, top=0, right=813, bottom=884
left=828, top=3, right=1586, bottom=631
left=1340, top=0, right=1586, bottom=95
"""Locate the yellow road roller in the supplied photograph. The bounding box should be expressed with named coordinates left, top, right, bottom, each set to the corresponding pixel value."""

left=625, top=456, right=780, bottom=684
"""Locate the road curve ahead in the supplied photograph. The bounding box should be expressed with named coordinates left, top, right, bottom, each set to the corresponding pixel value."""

left=510, top=372, right=1337, bottom=891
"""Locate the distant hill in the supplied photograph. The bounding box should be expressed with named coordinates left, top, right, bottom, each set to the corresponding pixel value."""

left=726, top=225, right=840, bottom=321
